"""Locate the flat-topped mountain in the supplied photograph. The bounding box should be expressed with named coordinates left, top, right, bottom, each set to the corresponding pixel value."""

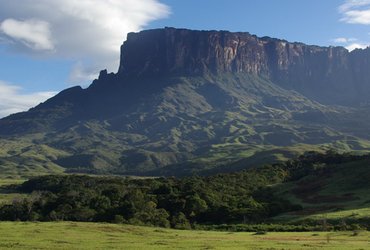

left=1, top=27, right=370, bottom=177
left=119, top=28, right=370, bottom=105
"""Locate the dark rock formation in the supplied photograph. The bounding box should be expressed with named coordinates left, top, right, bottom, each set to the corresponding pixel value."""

left=118, top=27, right=370, bottom=105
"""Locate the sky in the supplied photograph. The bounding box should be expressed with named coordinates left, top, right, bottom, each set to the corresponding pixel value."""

left=1, top=0, right=370, bottom=117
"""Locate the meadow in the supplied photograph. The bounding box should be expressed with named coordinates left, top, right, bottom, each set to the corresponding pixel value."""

left=0, top=178, right=28, bottom=205
left=1, top=153, right=370, bottom=249
left=0, top=221, right=369, bottom=250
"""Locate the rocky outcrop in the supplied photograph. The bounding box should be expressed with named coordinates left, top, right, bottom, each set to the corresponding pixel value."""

left=119, top=28, right=270, bottom=76
left=118, top=27, right=370, bottom=105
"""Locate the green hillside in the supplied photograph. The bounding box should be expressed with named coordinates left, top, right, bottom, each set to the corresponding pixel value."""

left=275, top=157, right=370, bottom=224
left=1, top=74, right=370, bottom=177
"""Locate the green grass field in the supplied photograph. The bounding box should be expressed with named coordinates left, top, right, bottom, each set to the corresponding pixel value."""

left=1, top=158, right=370, bottom=249
left=274, top=158, right=370, bottom=223
left=0, top=178, right=28, bottom=205
left=0, top=179, right=26, bottom=186
left=0, top=222, right=369, bottom=250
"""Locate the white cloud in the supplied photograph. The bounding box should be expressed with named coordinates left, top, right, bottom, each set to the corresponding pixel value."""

left=345, top=42, right=368, bottom=50
left=342, top=9, right=370, bottom=24
left=331, top=37, right=368, bottom=51
left=336, top=2, right=370, bottom=50
left=69, top=61, right=103, bottom=85
left=0, top=81, right=56, bottom=118
left=332, top=37, right=357, bottom=43
left=339, top=0, right=370, bottom=12
left=0, top=0, right=170, bottom=83
left=0, top=19, right=54, bottom=50
left=339, top=0, right=370, bottom=24
left=333, top=37, right=349, bottom=43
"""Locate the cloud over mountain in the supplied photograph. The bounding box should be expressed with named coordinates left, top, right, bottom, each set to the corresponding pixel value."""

left=339, top=0, right=370, bottom=24
left=0, top=0, right=170, bottom=83
left=0, top=19, right=54, bottom=51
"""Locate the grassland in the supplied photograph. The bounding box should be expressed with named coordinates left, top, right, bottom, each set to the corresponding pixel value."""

left=0, top=179, right=26, bottom=186
left=0, top=155, right=370, bottom=249
left=274, top=158, right=370, bottom=223
left=0, top=221, right=369, bottom=250
left=0, top=178, right=27, bottom=205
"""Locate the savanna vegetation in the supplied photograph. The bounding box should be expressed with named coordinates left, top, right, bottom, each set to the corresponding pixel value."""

left=1, top=151, right=370, bottom=232
left=1, top=221, right=369, bottom=250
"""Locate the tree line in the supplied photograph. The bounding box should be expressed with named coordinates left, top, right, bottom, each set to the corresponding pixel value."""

left=0, top=151, right=368, bottom=230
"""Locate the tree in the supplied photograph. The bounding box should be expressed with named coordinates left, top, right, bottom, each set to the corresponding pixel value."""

left=171, top=212, right=191, bottom=229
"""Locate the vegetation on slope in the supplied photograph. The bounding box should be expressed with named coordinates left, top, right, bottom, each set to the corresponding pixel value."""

left=1, top=152, right=370, bottom=231
left=1, top=74, right=370, bottom=176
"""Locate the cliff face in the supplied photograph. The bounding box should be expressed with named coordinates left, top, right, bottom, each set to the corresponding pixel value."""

left=118, top=27, right=370, bottom=105
left=119, top=28, right=345, bottom=77
left=119, top=28, right=270, bottom=76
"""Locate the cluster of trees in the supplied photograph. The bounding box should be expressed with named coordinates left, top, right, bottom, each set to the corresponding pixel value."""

left=0, top=151, right=369, bottom=229
left=0, top=168, right=296, bottom=228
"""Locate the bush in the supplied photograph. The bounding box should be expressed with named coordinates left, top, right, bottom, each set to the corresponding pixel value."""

left=254, top=231, right=267, bottom=235
left=113, top=215, right=125, bottom=224
left=171, top=212, right=191, bottom=230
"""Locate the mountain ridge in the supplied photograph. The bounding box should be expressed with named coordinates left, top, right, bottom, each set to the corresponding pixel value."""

left=117, top=27, right=370, bottom=106
left=1, top=27, right=370, bottom=177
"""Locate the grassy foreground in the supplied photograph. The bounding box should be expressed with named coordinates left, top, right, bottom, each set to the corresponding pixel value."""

left=0, top=222, right=369, bottom=249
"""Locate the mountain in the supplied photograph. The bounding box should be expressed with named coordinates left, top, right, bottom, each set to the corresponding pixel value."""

left=1, top=27, right=370, bottom=177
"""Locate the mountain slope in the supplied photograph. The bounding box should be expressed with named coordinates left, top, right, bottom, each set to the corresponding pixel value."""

left=1, top=28, right=370, bottom=176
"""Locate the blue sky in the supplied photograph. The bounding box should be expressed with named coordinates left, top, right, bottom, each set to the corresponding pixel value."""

left=1, top=0, right=370, bottom=117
